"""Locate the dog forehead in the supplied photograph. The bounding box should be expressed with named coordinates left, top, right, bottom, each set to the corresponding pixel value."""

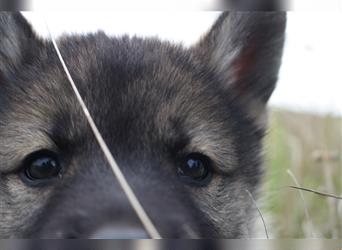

left=54, top=35, right=210, bottom=116
left=1, top=34, right=230, bottom=158
left=57, top=34, right=191, bottom=78
left=54, top=36, right=230, bottom=130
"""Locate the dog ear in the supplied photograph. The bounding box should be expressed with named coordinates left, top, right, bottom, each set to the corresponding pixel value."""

left=194, top=12, right=286, bottom=112
left=0, top=12, right=40, bottom=80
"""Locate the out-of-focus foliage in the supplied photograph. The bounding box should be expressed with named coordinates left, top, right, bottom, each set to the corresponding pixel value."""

left=263, top=108, right=341, bottom=238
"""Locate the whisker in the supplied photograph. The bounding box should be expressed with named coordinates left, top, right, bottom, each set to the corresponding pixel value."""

left=245, top=189, right=269, bottom=239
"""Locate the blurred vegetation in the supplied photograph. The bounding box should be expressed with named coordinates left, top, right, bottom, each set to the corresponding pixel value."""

left=262, top=108, right=341, bottom=238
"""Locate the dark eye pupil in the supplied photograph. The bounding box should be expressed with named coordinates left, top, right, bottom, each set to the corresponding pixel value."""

left=180, top=158, right=206, bottom=179
left=178, top=153, right=210, bottom=181
left=26, top=155, right=61, bottom=180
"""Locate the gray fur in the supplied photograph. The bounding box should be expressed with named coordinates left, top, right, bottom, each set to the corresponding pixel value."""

left=0, top=12, right=286, bottom=238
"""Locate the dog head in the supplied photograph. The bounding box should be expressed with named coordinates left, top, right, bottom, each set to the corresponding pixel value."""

left=0, top=12, right=286, bottom=238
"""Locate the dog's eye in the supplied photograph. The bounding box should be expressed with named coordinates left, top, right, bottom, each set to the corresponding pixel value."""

left=21, top=150, right=62, bottom=185
left=177, top=153, right=212, bottom=186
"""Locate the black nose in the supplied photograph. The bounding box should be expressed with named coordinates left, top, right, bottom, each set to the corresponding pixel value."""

left=90, top=225, right=149, bottom=239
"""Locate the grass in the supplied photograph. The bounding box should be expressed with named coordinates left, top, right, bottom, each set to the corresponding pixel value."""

left=262, top=108, right=341, bottom=238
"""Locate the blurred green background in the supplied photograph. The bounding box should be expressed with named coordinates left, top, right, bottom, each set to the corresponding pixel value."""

left=261, top=108, right=341, bottom=238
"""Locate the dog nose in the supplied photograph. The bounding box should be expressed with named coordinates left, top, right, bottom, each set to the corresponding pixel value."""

left=90, top=225, right=149, bottom=239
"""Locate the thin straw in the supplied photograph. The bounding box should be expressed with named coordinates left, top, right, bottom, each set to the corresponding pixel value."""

left=44, top=18, right=161, bottom=239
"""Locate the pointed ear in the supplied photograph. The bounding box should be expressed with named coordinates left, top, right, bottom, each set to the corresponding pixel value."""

left=0, top=12, right=40, bottom=79
left=194, top=12, right=286, bottom=110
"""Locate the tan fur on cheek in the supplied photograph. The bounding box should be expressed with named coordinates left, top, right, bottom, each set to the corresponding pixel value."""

left=0, top=175, right=52, bottom=237
left=0, top=127, right=58, bottom=173
left=190, top=175, right=252, bottom=236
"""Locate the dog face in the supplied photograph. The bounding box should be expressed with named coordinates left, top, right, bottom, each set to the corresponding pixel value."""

left=0, top=12, right=286, bottom=238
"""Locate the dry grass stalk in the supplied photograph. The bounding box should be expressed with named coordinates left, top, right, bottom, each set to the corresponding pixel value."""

left=286, top=169, right=315, bottom=237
